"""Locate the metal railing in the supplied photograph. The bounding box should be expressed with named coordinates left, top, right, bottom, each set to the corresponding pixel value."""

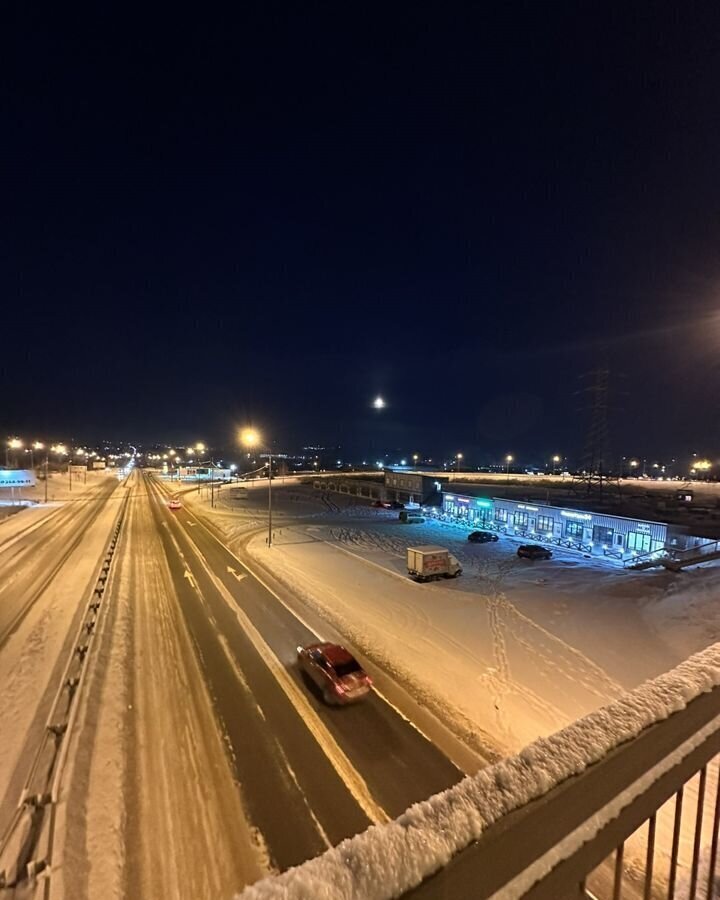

left=624, top=540, right=720, bottom=570
left=408, top=684, right=720, bottom=900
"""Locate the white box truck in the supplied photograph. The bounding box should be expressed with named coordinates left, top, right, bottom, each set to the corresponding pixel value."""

left=407, top=545, right=462, bottom=582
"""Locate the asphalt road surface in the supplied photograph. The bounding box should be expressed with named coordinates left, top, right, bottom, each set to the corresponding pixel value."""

left=143, top=471, right=463, bottom=872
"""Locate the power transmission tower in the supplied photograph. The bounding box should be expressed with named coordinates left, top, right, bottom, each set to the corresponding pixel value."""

left=571, top=365, right=620, bottom=498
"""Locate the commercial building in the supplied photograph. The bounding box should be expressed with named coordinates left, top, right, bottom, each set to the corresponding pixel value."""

left=442, top=492, right=675, bottom=559
left=384, top=469, right=447, bottom=505
left=442, top=492, right=495, bottom=526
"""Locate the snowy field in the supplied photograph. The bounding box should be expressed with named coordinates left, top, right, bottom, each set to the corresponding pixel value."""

left=0, top=468, right=115, bottom=506
left=188, top=480, right=720, bottom=756
left=177, top=480, right=720, bottom=897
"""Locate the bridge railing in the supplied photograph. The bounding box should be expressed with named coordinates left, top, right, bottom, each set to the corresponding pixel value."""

left=239, top=645, right=720, bottom=900
left=409, top=680, right=720, bottom=899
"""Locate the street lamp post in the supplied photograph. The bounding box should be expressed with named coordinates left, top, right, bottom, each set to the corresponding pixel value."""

left=456, top=452, right=463, bottom=473
left=552, top=454, right=561, bottom=476
left=506, top=454, right=514, bottom=482
left=31, top=441, right=44, bottom=473
left=7, top=438, right=23, bottom=468
left=241, top=428, right=273, bottom=547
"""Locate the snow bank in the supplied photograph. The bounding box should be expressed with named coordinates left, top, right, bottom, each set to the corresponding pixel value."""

left=236, top=644, right=720, bottom=900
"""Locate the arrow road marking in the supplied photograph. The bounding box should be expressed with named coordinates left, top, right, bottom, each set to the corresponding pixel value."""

left=227, top=566, right=247, bottom=582
left=183, top=569, right=198, bottom=589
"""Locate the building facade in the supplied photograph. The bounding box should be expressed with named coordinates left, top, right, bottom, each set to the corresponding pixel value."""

left=384, top=470, right=447, bottom=504
left=442, top=492, right=669, bottom=558
left=442, top=492, right=495, bottom=526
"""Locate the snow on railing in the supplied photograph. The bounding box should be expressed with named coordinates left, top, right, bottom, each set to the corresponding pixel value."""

left=236, top=644, right=720, bottom=900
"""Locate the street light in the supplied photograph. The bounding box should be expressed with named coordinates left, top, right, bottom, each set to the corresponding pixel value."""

left=372, top=396, right=385, bottom=410
left=6, top=438, right=23, bottom=468
left=552, top=454, right=561, bottom=475
left=505, top=454, right=513, bottom=481
left=412, top=453, right=419, bottom=466
left=240, top=428, right=274, bottom=546
left=30, top=441, right=44, bottom=471
left=456, top=452, right=463, bottom=473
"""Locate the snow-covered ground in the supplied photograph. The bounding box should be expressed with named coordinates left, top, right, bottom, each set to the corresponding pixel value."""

left=179, top=482, right=720, bottom=896
left=189, top=485, right=712, bottom=749
left=237, top=644, right=720, bottom=900
left=0, top=472, right=121, bottom=852
left=0, top=469, right=116, bottom=506
left=185, top=481, right=720, bottom=756
left=57, top=471, right=264, bottom=900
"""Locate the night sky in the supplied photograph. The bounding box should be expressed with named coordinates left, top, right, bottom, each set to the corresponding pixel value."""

left=4, top=4, right=720, bottom=463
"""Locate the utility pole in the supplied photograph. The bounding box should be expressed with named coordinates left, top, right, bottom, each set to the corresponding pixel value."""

left=44, top=454, right=48, bottom=503
left=268, top=453, right=273, bottom=545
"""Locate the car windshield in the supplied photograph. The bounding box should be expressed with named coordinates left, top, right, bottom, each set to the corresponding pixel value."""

left=331, top=658, right=361, bottom=678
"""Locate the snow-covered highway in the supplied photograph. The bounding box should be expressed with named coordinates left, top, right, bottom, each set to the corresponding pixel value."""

left=3, top=469, right=714, bottom=898
left=6, top=471, right=465, bottom=899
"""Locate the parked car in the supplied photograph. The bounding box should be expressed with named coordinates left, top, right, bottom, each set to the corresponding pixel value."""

left=168, top=498, right=182, bottom=510
left=371, top=500, right=384, bottom=508
left=468, top=530, right=499, bottom=543
left=297, top=642, right=372, bottom=705
left=517, top=544, right=552, bottom=560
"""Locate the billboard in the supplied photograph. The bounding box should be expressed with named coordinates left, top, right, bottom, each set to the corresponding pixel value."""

left=0, top=469, right=37, bottom=488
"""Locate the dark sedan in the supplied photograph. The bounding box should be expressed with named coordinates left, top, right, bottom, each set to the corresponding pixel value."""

left=468, top=530, right=499, bottom=543
left=517, top=544, right=553, bottom=560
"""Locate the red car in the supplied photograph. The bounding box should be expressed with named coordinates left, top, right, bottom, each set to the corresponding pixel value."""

left=168, top=498, right=182, bottom=510
left=297, top=642, right=372, bottom=705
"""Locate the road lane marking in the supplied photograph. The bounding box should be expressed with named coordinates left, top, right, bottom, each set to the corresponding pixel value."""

left=150, top=478, right=480, bottom=775
left=147, top=481, right=392, bottom=825
left=168, top=516, right=390, bottom=827
left=170, top=509, right=441, bottom=741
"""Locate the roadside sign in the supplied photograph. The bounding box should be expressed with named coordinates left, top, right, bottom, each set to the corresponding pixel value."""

left=0, top=469, right=36, bottom=488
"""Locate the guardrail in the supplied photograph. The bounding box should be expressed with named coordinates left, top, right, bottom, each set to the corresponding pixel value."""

left=0, top=489, right=130, bottom=892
